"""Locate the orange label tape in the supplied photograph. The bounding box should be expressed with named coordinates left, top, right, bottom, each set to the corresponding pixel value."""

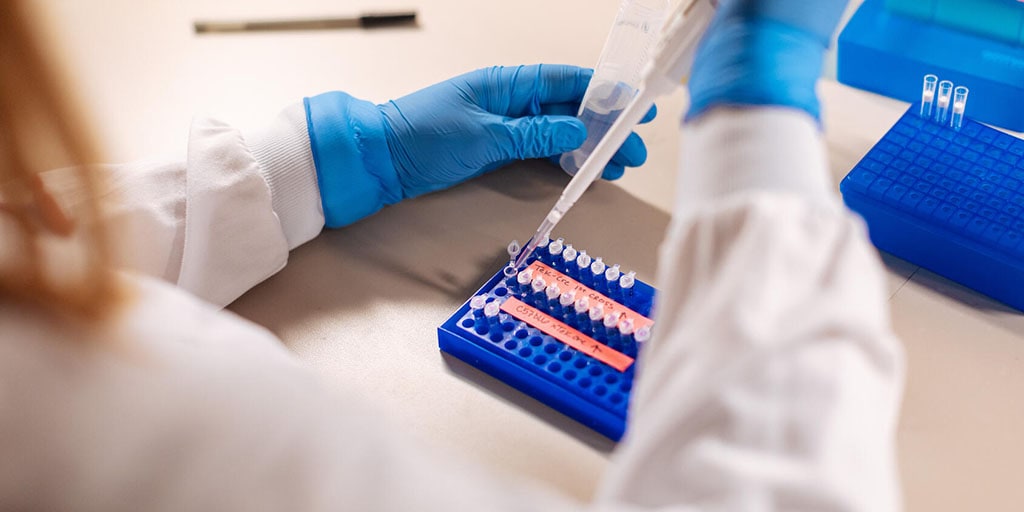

left=500, top=297, right=634, bottom=372
left=527, top=261, right=653, bottom=331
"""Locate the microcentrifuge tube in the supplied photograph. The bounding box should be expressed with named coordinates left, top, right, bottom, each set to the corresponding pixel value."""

left=935, top=80, right=953, bottom=125
left=469, top=295, right=488, bottom=310
left=603, top=313, right=619, bottom=330
left=562, top=244, right=578, bottom=264
left=537, top=237, right=550, bottom=249
left=618, top=318, right=634, bottom=336
left=548, top=237, right=565, bottom=257
left=588, top=304, right=605, bottom=322
left=484, top=301, right=501, bottom=318
left=590, top=257, right=606, bottom=277
left=531, top=276, right=547, bottom=294
left=620, top=271, right=636, bottom=290
left=560, top=290, right=577, bottom=307
left=546, top=283, right=561, bottom=300
left=920, top=74, right=938, bottom=118
left=575, top=296, right=591, bottom=314
left=507, top=240, right=521, bottom=260
left=576, top=250, right=592, bottom=271
left=517, top=269, right=533, bottom=286
left=951, top=86, right=969, bottom=131
left=503, top=265, right=517, bottom=278
left=605, top=264, right=621, bottom=282
left=634, top=325, right=651, bottom=343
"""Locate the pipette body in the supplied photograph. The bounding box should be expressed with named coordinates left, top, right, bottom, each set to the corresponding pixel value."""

left=514, top=0, right=717, bottom=269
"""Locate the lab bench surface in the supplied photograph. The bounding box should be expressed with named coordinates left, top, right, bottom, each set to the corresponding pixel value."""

left=36, top=0, right=1024, bottom=509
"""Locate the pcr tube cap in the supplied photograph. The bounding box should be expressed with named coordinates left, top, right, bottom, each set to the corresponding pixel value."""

left=531, top=276, right=547, bottom=293
left=484, top=301, right=501, bottom=317
left=635, top=326, right=651, bottom=342
left=517, top=269, right=533, bottom=285
left=603, top=313, right=619, bottom=329
left=605, top=264, right=621, bottom=282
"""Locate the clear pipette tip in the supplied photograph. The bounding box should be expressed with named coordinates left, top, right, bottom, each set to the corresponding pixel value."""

left=513, top=217, right=557, bottom=269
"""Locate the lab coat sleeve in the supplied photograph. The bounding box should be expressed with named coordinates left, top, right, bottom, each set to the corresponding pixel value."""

left=103, top=103, right=325, bottom=307
left=595, top=108, right=904, bottom=511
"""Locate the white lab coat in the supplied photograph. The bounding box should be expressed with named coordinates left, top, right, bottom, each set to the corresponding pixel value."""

left=0, top=104, right=904, bottom=511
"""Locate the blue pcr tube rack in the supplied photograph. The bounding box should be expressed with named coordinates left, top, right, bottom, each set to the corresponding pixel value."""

left=438, top=242, right=656, bottom=440
left=840, top=104, right=1024, bottom=311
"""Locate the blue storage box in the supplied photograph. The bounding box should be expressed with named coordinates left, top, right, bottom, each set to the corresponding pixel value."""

left=840, top=104, right=1024, bottom=310
left=838, top=0, right=1024, bottom=131
left=438, top=241, right=656, bottom=440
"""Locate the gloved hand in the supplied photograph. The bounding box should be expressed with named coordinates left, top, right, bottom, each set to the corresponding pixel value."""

left=686, top=0, right=850, bottom=122
left=305, top=64, right=656, bottom=228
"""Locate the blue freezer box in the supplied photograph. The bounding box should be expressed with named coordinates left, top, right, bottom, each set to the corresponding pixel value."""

left=838, top=0, right=1024, bottom=131
left=841, top=104, right=1024, bottom=310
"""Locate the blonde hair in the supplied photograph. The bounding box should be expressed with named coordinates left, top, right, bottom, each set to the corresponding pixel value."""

left=0, top=0, right=121, bottom=318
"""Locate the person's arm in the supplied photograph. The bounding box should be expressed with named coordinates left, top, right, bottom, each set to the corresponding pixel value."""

left=98, top=107, right=318, bottom=307
left=95, top=65, right=653, bottom=307
left=595, top=2, right=904, bottom=510
left=596, top=107, right=904, bottom=511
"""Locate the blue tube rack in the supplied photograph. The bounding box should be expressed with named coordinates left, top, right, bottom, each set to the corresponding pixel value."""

left=840, top=104, right=1024, bottom=311
left=438, top=243, right=656, bottom=440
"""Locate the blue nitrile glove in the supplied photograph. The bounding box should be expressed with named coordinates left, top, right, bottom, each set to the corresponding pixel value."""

left=686, top=0, right=850, bottom=122
left=305, top=64, right=656, bottom=227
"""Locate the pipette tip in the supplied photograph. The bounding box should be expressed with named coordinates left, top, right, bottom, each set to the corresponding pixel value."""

left=513, top=239, right=538, bottom=270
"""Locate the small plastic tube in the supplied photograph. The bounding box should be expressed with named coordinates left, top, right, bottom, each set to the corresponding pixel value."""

left=469, top=295, right=488, bottom=310
left=537, top=237, right=550, bottom=249
left=548, top=237, right=565, bottom=257
left=618, top=318, right=634, bottom=336
left=620, top=271, right=636, bottom=290
left=589, top=304, right=605, bottom=322
left=590, top=257, right=606, bottom=277
left=531, top=276, right=547, bottom=294
left=560, top=290, right=577, bottom=307
left=605, top=264, right=621, bottom=282
left=575, top=296, right=591, bottom=314
left=503, top=265, right=517, bottom=278
left=634, top=325, right=651, bottom=343
left=951, top=86, right=969, bottom=131
left=562, top=244, right=578, bottom=266
left=576, top=250, right=592, bottom=271
left=484, top=301, right=501, bottom=318
left=517, top=269, right=533, bottom=286
left=920, top=74, right=938, bottom=118
left=507, top=240, right=521, bottom=260
left=935, top=80, right=953, bottom=124
left=603, top=313, right=619, bottom=330
left=546, top=283, right=561, bottom=300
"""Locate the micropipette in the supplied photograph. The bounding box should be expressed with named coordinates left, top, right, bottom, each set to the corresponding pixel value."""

left=513, top=0, right=718, bottom=269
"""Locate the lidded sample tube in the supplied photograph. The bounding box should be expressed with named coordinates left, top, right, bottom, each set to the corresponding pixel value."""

left=935, top=80, right=954, bottom=125
left=951, top=86, right=969, bottom=131
left=920, top=74, right=938, bottom=119
left=559, top=0, right=670, bottom=176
